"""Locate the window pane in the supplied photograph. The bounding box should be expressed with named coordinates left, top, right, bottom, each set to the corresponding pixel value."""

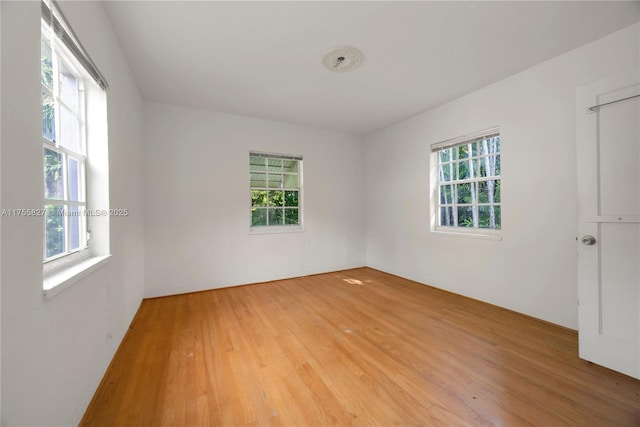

left=68, top=205, right=80, bottom=250
left=469, top=159, right=480, bottom=178
left=285, top=208, right=299, bottom=225
left=439, top=162, right=455, bottom=182
left=44, top=148, right=64, bottom=200
left=283, top=160, right=298, bottom=173
left=456, top=183, right=473, bottom=204
left=440, top=206, right=454, bottom=227
left=481, top=155, right=500, bottom=177
left=41, top=38, right=53, bottom=91
left=268, top=158, right=282, bottom=173
left=42, top=89, right=55, bottom=141
left=486, top=136, right=500, bottom=154
left=458, top=161, right=468, bottom=180
left=250, top=156, right=265, bottom=172
left=283, top=174, right=298, bottom=189
left=439, top=148, right=456, bottom=163
left=458, top=144, right=470, bottom=159
left=470, top=141, right=479, bottom=156
left=251, top=190, right=267, bottom=207
left=458, top=159, right=479, bottom=180
left=59, top=61, right=79, bottom=112
left=250, top=172, right=266, bottom=188
left=479, top=205, right=501, bottom=230
left=268, top=208, right=284, bottom=225
left=439, top=185, right=453, bottom=205
left=59, top=105, right=81, bottom=153
left=251, top=208, right=267, bottom=226
left=479, top=157, right=487, bottom=177
left=478, top=180, right=500, bottom=203
left=267, top=174, right=283, bottom=189
left=45, top=204, right=65, bottom=258
left=457, top=206, right=474, bottom=228
left=268, top=190, right=283, bottom=207
left=284, top=190, right=298, bottom=207
left=68, top=157, right=80, bottom=202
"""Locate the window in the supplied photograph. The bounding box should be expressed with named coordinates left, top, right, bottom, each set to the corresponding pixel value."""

left=250, top=152, right=302, bottom=229
left=42, top=30, right=87, bottom=260
left=41, top=0, right=111, bottom=296
left=432, top=128, right=501, bottom=234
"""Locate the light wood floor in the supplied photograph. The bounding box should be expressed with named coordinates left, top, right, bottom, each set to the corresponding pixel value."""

left=81, top=268, right=640, bottom=426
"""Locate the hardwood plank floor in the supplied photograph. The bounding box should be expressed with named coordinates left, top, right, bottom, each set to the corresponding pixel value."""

left=80, top=268, right=640, bottom=426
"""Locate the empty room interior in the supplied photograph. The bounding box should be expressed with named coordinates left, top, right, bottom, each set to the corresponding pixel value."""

left=2, top=0, right=640, bottom=425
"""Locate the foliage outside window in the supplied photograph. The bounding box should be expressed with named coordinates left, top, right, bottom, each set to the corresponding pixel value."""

left=250, top=153, right=302, bottom=228
left=42, top=23, right=87, bottom=260
left=434, top=129, right=501, bottom=232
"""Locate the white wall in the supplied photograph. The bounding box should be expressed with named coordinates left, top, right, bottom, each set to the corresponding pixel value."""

left=364, top=23, right=640, bottom=329
left=0, top=2, right=145, bottom=425
left=0, top=0, right=2, bottom=423
left=144, top=102, right=365, bottom=297
left=0, top=1, right=3, bottom=420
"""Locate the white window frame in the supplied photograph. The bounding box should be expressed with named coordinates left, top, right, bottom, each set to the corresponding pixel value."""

left=42, top=21, right=90, bottom=265
left=431, top=127, right=502, bottom=239
left=249, top=152, right=304, bottom=234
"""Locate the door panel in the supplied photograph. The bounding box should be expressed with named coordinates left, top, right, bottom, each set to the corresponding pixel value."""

left=598, top=86, right=640, bottom=216
left=576, top=72, right=640, bottom=379
left=600, top=223, right=639, bottom=341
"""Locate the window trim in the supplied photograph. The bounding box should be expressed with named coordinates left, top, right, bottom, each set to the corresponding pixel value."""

left=41, top=3, right=111, bottom=298
left=431, top=127, right=502, bottom=239
left=43, top=254, right=111, bottom=300
left=249, top=151, right=304, bottom=234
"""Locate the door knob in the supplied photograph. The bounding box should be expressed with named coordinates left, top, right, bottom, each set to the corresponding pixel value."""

left=582, top=235, right=597, bottom=245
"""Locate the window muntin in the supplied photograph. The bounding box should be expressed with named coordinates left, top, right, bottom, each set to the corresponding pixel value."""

left=434, top=131, right=501, bottom=232
left=42, top=23, right=88, bottom=261
left=250, top=153, right=302, bottom=228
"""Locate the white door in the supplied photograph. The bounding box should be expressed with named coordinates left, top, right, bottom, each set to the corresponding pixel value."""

left=576, top=72, right=640, bottom=379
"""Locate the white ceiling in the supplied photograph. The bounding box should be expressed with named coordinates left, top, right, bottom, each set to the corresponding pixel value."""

left=103, top=1, right=639, bottom=136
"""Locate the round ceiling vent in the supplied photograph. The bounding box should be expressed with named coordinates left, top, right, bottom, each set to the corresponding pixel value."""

left=322, top=46, right=364, bottom=73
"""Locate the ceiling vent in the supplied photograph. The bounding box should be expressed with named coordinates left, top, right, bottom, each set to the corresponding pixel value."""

left=322, top=46, right=364, bottom=73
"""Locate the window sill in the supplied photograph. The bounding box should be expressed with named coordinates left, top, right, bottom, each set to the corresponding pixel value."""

left=432, top=229, right=502, bottom=241
left=249, top=225, right=304, bottom=235
left=43, top=254, right=111, bottom=300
